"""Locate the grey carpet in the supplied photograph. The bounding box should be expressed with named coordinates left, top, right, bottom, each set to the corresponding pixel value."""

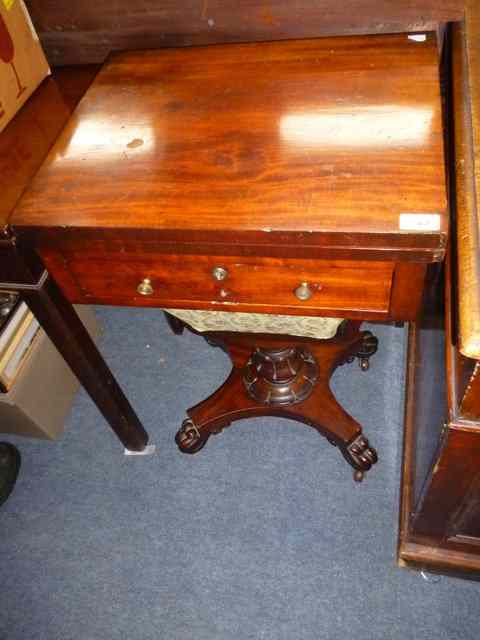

left=1, top=308, right=479, bottom=640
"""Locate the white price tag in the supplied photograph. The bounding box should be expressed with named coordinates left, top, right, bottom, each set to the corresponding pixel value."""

left=408, top=34, right=427, bottom=42
left=399, top=213, right=441, bottom=232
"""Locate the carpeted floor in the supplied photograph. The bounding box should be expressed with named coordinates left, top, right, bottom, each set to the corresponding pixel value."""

left=1, top=307, right=479, bottom=640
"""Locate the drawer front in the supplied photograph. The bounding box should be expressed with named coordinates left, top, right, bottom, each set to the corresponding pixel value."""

left=45, top=252, right=394, bottom=316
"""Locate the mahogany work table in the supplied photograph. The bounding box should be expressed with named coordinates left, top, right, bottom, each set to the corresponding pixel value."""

left=5, top=33, right=447, bottom=479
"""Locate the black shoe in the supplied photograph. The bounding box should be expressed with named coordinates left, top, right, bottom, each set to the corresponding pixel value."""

left=0, top=442, right=21, bottom=507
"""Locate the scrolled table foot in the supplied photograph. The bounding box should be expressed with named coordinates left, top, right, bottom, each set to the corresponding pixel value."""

left=343, top=433, right=378, bottom=479
left=355, top=331, right=379, bottom=371
left=175, top=418, right=209, bottom=454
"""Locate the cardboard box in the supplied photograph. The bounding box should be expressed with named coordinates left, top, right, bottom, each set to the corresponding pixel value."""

left=0, top=306, right=101, bottom=440
left=0, top=0, right=50, bottom=134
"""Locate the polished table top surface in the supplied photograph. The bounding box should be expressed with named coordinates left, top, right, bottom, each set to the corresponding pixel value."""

left=12, top=33, right=446, bottom=259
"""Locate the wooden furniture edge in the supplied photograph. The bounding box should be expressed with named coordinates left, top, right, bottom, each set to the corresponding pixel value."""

left=398, top=541, right=480, bottom=578
left=396, top=322, right=479, bottom=577
left=453, top=8, right=480, bottom=360
left=27, top=1, right=465, bottom=66
left=397, top=322, right=420, bottom=565
left=398, top=257, right=480, bottom=576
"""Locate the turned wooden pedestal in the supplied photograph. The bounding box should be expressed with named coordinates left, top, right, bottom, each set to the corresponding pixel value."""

left=173, top=320, right=378, bottom=481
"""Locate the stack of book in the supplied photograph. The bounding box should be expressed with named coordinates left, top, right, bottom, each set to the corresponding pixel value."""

left=0, top=299, right=40, bottom=393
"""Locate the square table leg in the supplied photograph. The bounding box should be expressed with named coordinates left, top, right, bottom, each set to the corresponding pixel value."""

left=21, top=273, right=149, bottom=451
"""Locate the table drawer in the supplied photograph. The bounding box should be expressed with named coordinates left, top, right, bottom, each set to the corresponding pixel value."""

left=48, top=253, right=394, bottom=316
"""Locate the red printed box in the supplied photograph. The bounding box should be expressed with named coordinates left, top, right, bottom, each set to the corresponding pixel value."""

left=0, top=0, right=50, bottom=133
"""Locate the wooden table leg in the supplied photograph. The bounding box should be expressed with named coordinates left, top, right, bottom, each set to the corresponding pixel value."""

left=22, top=274, right=149, bottom=451
left=175, top=322, right=378, bottom=480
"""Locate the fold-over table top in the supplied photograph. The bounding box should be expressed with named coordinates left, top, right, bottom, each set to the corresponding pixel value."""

left=12, top=33, right=447, bottom=259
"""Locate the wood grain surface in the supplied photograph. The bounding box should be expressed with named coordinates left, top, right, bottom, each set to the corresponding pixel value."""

left=452, top=2, right=480, bottom=359
left=24, top=0, right=465, bottom=66
left=12, top=34, right=447, bottom=260
left=0, top=66, right=98, bottom=229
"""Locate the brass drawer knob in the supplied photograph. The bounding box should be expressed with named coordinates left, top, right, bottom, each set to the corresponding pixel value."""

left=294, top=282, right=313, bottom=301
left=212, top=266, right=228, bottom=281
left=137, top=278, right=153, bottom=296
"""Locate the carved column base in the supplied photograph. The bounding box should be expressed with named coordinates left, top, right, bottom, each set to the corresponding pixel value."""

left=175, top=322, right=379, bottom=480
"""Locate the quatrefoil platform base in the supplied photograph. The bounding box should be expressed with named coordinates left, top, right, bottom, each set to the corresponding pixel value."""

left=173, top=321, right=378, bottom=481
